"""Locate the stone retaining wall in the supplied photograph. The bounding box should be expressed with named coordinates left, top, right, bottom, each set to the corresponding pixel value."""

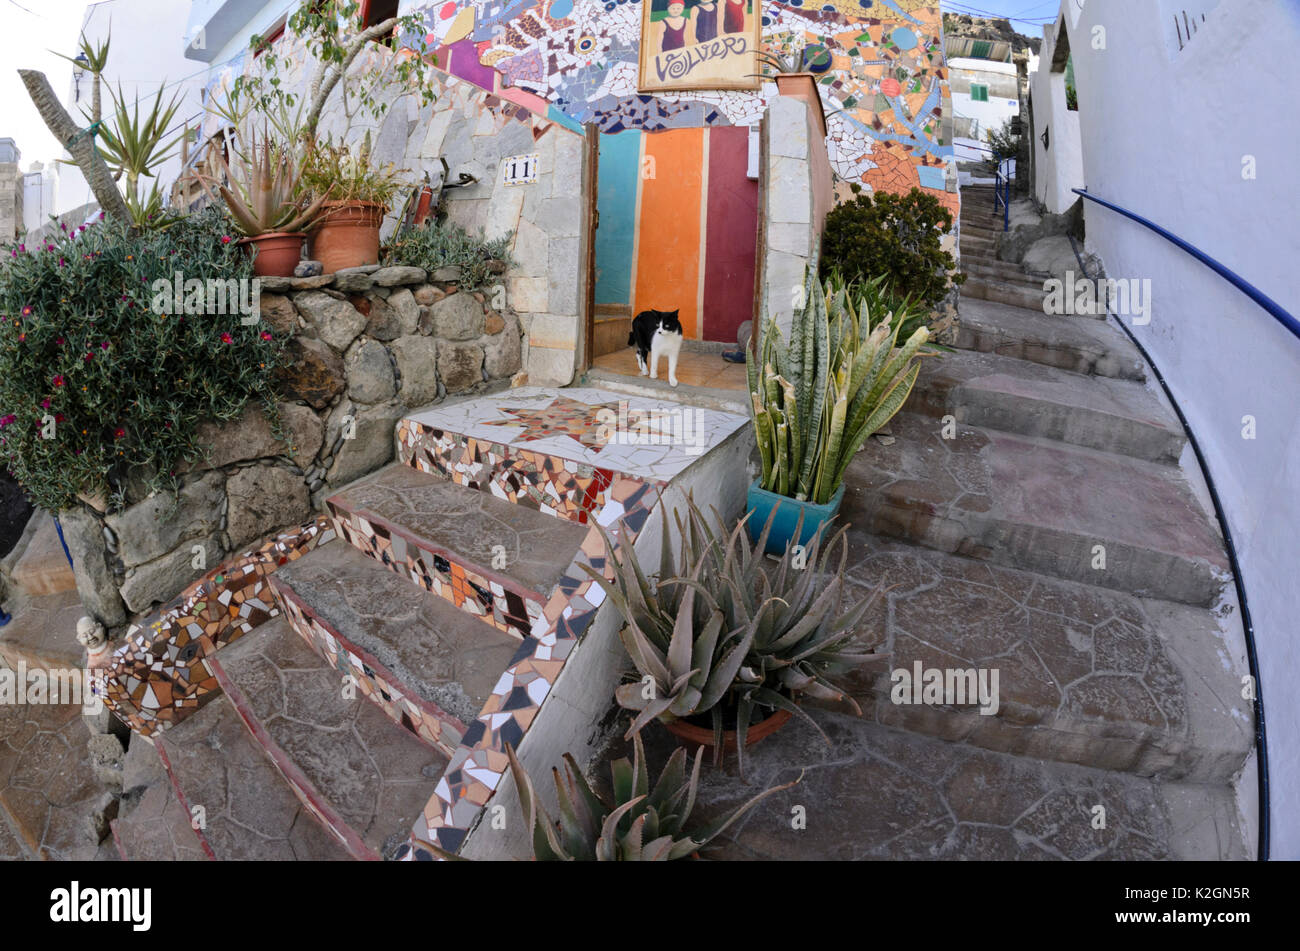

left=61, top=264, right=522, bottom=628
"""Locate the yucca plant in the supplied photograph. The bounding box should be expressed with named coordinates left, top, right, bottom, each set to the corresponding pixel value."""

left=200, top=127, right=328, bottom=236
left=505, top=733, right=797, bottom=861
left=584, top=496, right=880, bottom=771
left=749, top=264, right=931, bottom=505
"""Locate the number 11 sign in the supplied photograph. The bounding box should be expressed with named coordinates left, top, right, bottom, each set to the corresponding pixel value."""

left=501, top=153, right=540, bottom=186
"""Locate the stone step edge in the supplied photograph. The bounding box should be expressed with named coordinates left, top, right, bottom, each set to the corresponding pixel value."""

left=151, top=736, right=218, bottom=861
left=210, top=650, right=378, bottom=862
left=325, top=496, right=545, bottom=642
left=270, top=576, right=467, bottom=758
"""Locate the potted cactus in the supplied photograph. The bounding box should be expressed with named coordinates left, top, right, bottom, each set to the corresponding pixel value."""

left=585, top=496, right=881, bottom=773
left=747, top=265, right=930, bottom=554
left=495, top=734, right=797, bottom=861
left=201, top=128, right=327, bottom=276
left=300, top=132, right=407, bottom=273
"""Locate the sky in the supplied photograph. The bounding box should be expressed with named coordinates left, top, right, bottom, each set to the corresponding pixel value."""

left=0, top=0, right=93, bottom=168
left=939, top=0, right=1063, bottom=35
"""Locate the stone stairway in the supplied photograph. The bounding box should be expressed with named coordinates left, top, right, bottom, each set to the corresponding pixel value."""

left=685, top=184, right=1253, bottom=860
left=112, top=386, right=750, bottom=860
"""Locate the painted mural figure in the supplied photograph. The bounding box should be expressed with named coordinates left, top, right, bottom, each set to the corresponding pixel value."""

left=723, top=0, right=745, bottom=34
left=695, top=1, right=718, bottom=43
left=661, top=1, right=689, bottom=51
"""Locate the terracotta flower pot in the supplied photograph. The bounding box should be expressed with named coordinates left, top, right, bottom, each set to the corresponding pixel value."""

left=308, top=200, right=386, bottom=274
left=238, top=231, right=305, bottom=278
left=774, top=73, right=828, bottom=139
left=663, top=708, right=793, bottom=753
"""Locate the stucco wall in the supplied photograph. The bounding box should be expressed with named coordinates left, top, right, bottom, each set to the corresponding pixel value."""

left=1055, top=0, right=1300, bottom=857
left=1028, top=19, right=1082, bottom=214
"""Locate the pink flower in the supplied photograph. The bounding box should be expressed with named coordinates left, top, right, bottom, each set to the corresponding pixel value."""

left=55, top=337, right=64, bottom=346
left=114, top=427, right=125, bottom=440
left=221, top=236, right=232, bottom=245
left=260, top=331, right=273, bottom=341
left=52, top=375, right=65, bottom=387
left=20, top=306, right=32, bottom=317
left=101, top=341, right=110, bottom=350
left=55, top=414, right=64, bottom=424
left=84, top=352, right=95, bottom=362
left=40, top=399, right=50, bottom=410
left=220, top=332, right=233, bottom=344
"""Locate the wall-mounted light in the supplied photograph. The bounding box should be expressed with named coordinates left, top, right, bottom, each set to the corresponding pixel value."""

left=72, top=51, right=90, bottom=103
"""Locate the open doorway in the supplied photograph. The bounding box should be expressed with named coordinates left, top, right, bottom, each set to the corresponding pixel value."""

left=587, top=125, right=760, bottom=393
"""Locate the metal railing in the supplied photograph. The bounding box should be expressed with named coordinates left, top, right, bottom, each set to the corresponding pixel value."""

left=1070, top=184, right=1286, bottom=862
left=993, top=157, right=1012, bottom=231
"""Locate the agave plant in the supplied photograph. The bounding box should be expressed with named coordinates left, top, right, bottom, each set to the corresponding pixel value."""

left=749, top=264, right=931, bottom=506
left=584, top=496, right=881, bottom=770
left=200, top=127, right=327, bottom=236
left=754, top=46, right=833, bottom=76
left=506, top=733, right=797, bottom=861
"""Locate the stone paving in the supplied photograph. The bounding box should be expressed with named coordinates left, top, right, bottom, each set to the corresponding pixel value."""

left=112, top=737, right=206, bottom=862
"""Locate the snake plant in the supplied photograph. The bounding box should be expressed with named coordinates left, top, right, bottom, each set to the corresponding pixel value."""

left=506, top=733, right=797, bottom=861
left=584, top=496, right=881, bottom=771
left=749, top=264, right=931, bottom=505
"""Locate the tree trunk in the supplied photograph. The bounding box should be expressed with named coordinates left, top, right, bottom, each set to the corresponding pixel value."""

left=303, top=17, right=400, bottom=144
left=19, top=69, right=131, bottom=223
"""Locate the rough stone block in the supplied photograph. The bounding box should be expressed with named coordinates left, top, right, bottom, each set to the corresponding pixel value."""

left=429, top=292, right=486, bottom=340
left=120, top=533, right=224, bottom=614
left=105, top=471, right=225, bottom=568
left=225, top=466, right=311, bottom=550
left=53, top=508, right=125, bottom=627
left=390, top=335, right=440, bottom=406
left=293, top=291, right=367, bottom=351
left=276, top=336, right=346, bottom=409
left=346, top=339, right=397, bottom=405
left=437, top=341, right=485, bottom=394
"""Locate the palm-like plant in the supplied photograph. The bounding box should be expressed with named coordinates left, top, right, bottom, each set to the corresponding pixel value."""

left=506, top=733, right=797, bottom=861
left=749, top=264, right=931, bottom=505
left=200, top=127, right=328, bottom=236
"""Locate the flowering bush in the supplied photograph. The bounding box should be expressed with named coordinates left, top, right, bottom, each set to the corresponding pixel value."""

left=0, top=208, right=284, bottom=512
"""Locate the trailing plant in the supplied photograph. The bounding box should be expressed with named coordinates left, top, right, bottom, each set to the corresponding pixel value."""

left=984, top=116, right=1020, bottom=168
left=821, top=185, right=964, bottom=307
left=749, top=266, right=930, bottom=505
left=200, top=128, right=329, bottom=236
left=498, top=734, right=797, bottom=861
left=584, top=496, right=880, bottom=771
left=383, top=220, right=513, bottom=290
left=300, top=132, right=407, bottom=208
left=0, top=208, right=284, bottom=512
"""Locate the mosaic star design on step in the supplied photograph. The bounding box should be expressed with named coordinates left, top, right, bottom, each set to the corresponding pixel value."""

left=481, top=395, right=625, bottom=451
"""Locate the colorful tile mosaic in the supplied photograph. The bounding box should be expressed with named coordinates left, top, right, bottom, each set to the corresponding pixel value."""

left=100, top=517, right=335, bottom=738
left=399, top=1, right=955, bottom=204
left=328, top=497, right=545, bottom=640
left=274, top=581, right=468, bottom=757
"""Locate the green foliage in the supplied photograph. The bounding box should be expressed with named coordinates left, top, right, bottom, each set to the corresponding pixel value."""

left=300, top=132, right=408, bottom=207
left=95, top=83, right=186, bottom=230
left=0, top=209, right=285, bottom=512
left=500, top=733, right=797, bottom=862
left=383, top=220, right=513, bottom=291
left=821, top=186, right=963, bottom=308
left=584, top=496, right=879, bottom=772
left=750, top=266, right=930, bottom=505
left=202, top=128, right=329, bottom=235
left=984, top=116, right=1020, bottom=163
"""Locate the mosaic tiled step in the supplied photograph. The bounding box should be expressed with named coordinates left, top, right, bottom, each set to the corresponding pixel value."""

left=327, top=464, right=588, bottom=640
left=211, top=617, right=448, bottom=861
left=679, top=708, right=1248, bottom=860
left=398, top=386, right=749, bottom=524
left=153, top=693, right=351, bottom=861
left=842, top=412, right=1229, bottom=607
left=271, top=541, right=521, bottom=756
left=836, top=536, right=1251, bottom=782
left=954, top=297, right=1147, bottom=382
left=910, top=348, right=1186, bottom=463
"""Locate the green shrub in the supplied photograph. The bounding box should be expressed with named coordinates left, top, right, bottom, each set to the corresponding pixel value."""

left=384, top=220, right=513, bottom=291
left=820, top=186, right=963, bottom=308
left=0, top=208, right=284, bottom=512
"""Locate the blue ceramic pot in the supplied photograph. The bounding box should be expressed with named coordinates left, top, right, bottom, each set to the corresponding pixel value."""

left=746, top=481, right=845, bottom=555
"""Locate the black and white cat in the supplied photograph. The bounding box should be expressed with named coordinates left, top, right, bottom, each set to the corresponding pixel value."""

left=628, top=309, right=684, bottom=388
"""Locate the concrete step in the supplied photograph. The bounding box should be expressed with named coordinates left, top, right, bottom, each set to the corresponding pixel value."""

left=960, top=235, right=996, bottom=254
left=961, top=259, right=1047, bottom=288
left=961, top=275, right=1051, bottom=312
left=841, top=412, right=1229, bottom=607
left=211, top=616, right=447, bottom=861
left=961, top=222, right=1007, bottom=240
left=683, top=708, right=1248, bottom=859
left=112, top=731, right=207, bottom=861
left=271, top=540, right=520, bottom=756
left=911, top=348, right=1185, bottom=463
left=954, top=297, right=1148, bottom=382
left=153, top=693, right=352, bottom=861
left=0, top=588, right=85, bottom=672
left=835, top=537, right=1251, bottom=782
left=327, top=464, right=587, bottom=641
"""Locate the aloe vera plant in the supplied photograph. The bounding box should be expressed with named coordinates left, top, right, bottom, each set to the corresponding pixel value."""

left=749, top=264, right=931, bottom=505
left=506, top=733, right=797, bottom=861
left=584, top=496, right=881, bottom=770
left=200, top=127, right=327, bottom=236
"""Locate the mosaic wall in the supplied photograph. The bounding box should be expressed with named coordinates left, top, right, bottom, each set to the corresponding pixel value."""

left=100, top=517, right=335, bottom=737
left=399, top=0, right=956, bottom=211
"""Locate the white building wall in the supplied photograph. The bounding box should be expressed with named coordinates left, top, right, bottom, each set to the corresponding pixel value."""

left=1058, top=0, right=1300, bottom=858
left=1027, top=19, right=1082, bottom=213
left=949, top=57, right=1020, bottom=163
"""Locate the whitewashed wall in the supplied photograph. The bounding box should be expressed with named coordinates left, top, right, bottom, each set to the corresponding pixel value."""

left=1027, top=18, right=1082, bottom=214
left=1057, top=0, right=1300, bottom=858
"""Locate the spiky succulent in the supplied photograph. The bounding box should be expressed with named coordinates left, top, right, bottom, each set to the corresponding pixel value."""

left=506, top=733, right=797, bottom=861
left=200, top=127, right=327, bottom=236
left=584, top=496, right=881, bottom=771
